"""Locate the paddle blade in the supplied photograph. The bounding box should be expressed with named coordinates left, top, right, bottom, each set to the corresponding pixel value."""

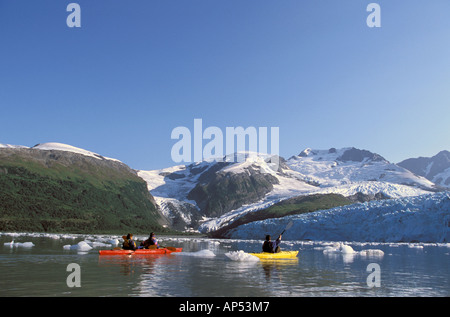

left=281, top=221, right=294, bottom=235
left=285, top=221, right=294, bottom=231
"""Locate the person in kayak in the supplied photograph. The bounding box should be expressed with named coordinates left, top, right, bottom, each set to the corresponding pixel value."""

left=262, top=234, right=282, bottom=253
left=141, top=232, right=158, bottom=249
left=122, top=233, right=137, bottom=250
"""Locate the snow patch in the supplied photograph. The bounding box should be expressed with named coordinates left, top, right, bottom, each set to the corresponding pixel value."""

left=32, top=142, right=121, bottom=162
left=0, top=144, right=28, bottom=149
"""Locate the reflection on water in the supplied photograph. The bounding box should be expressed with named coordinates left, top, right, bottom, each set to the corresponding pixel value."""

left=1, top=233, right=449, bottom=297
left=260, top=258, right=299, bottom=280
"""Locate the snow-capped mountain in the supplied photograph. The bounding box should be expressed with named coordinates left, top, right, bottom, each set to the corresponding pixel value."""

left=139, top=147, right=437, bottom=232
left=398, top=150, right=450, bottom=188
left=286, top=147, right=434, bottom=190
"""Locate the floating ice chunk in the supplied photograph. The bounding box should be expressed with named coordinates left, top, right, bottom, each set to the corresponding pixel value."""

left=408, top=244, right=424, bottom=249
left=4, top=240, right=14, bottom=247
left=107, top=239, right=119, bottom=245
left=358, top=249, right=384, bottom=257
left=58, top=234, right=75, bottom=239
left=78, top=241, right=93, bottom=250
left=63, top=241, right=93, bottom=251
left=2, top=233, right=22, bottom=237
left=323, top=243, right=354, bottom=254
left=92, top=241, right=111, bottom=248
left=44, top=234, right=60, bottom=239
left=4, top=241, right=35, bottom=248
left=321, top=242, right=385, bottom=260
left=224, top=250, right=260, bottom=262
left=17, top=242, right=35, bottom=248
left=340, top=244, right=356, bottom=254
left=323, top=246, right=340, bottom=254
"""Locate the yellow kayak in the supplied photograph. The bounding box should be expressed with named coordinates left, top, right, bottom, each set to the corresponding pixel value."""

left=249, top=251, right=298, bottom=259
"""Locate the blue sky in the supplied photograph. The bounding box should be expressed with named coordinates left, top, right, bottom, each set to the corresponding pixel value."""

left=1, top=0, right=449, bottom=170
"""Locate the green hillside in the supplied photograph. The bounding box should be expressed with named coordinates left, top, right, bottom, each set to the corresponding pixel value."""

left=0, top=148, right=168, bottom=234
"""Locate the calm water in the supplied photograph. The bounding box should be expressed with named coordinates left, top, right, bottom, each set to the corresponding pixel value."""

left=1, top=233, right=449, bottom=297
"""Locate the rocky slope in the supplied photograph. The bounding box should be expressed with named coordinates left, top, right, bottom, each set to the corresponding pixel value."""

left=398, top=150, right=450, bottom=188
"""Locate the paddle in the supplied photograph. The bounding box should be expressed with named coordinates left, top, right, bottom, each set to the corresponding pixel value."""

left=164, top=247, right=178, bottom=252
left=280, top=221, right=294, bottom=236
left=148, top=245, right=177, bottom=252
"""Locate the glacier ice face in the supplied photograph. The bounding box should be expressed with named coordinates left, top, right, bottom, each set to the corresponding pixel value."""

left=227, top=192, right=450, bottom=243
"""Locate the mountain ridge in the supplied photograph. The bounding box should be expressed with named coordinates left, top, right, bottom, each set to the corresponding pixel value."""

left=398, top=150, right=450, bottom=188
left=1, top=142, right=447, bottom=234
left=139, top=146, right=440, bottom=232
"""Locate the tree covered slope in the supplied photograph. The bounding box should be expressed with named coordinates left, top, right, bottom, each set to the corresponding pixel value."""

left=0, top=147, right=168, bottom=234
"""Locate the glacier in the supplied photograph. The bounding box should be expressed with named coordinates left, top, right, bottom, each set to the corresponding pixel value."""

left=226, top=192, right=450, bottom=243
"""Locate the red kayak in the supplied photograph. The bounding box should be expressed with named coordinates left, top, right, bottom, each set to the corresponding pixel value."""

left=99, top=247, right=182, bottom=256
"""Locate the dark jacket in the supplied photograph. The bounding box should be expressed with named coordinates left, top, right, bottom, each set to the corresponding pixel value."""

left=262, top=237, right=281, bottom=253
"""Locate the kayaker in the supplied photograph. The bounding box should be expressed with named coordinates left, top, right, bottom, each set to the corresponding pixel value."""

left=122, top=233, right=137, bottom=250
left=141, top=232, right=158, bottom=249
left=262, top=234, right=282, bottom=253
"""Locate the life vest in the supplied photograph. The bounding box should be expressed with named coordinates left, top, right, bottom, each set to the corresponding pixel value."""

left=262, top=241, right=274, bottom=253
left=142, top=237, right=158, bottom=248
left=123, top=239, right=136, bottom=250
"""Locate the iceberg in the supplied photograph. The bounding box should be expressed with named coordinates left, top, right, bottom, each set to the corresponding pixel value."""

left=224, top=250, right=260, bottom=262
left=3, top=241, right=35, bottom=248
left=63, top=241, right=93, bottom=251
